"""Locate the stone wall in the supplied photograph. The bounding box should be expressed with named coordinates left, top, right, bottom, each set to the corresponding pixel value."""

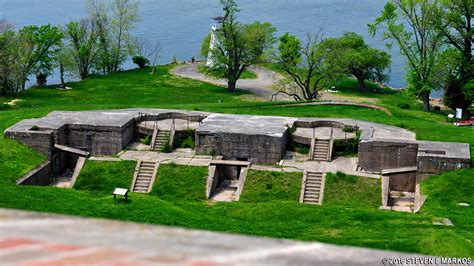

left=358, top=140, right=419, bottom=172
left=196, top=132, right=288, bottom=164
left=16, top=161, right=53, bottom=186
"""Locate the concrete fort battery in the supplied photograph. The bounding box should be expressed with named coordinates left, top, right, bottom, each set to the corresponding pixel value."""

left=4, top=108, right=471, bottom=191
left=195, top=114, right=298, bottom=164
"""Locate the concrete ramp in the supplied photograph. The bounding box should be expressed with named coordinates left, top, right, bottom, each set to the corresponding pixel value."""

left=206, top=160, right=250, bottom=202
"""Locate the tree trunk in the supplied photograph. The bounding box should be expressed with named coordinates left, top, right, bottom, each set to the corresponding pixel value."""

left=356, top=76, right=366, bottom=92
left=227, top=79, right=236, bottom=92
left=60, top=63, right=65, bottom=85
left=80, top=71, right=87, bottom=80
left=421, top=91, right=431, bottom=112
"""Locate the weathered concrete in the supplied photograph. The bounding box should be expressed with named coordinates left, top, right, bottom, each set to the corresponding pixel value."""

left=0, top=208, right=422, bottom=265
left=16, top=161, right=53, bottom=186
left=358, top=139, right=419, bottom=172
left=417, top=141, right=471, bottom=174
left=196, top=113, right=296, bottom=164
left=4, top=108, right=470, bottom=180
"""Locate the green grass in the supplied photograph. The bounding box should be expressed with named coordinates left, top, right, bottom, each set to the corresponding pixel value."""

left=197, top=65, right=258, bottom=80
left=74, top=160, right=136, bottom=194
left=324, top=172, right=380, bottom=208
left=150, top=163, right=207, bottom=201
left=240, top=170, right=302, bottom=202
left=0, top=64, right=473, bottom=257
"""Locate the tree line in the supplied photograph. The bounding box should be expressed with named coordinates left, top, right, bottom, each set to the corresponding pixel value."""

left=204, top=0, right=473, bottom=113
left=0, top=0, right=159, bottom=97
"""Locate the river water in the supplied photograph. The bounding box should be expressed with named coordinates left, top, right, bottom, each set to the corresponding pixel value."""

left=1, top=0, right=442, bottom=96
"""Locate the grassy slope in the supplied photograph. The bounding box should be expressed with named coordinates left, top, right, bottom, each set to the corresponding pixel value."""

left=0, top=65, right=473, bottom=256
left=151, top=163, right=207, bottom=201
left=240, top=170, right=302, bottom=202
left=74, top=160, right=136, bottom=194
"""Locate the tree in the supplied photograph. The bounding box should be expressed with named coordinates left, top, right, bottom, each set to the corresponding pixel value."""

left=274, top=33, right=335, bottom=101
left=87, top=0, right=113, bottom=74
left=369, top=0, right=444, bottom=112
left=110, top=0, right=140, bottom=72
left=133, top=37, right=160, bottom=73
left=9, top=25, right=63, bottom=92
left=321, top=32, right=391, bottom=92
left=436, top=0, right=473, bottom=113
left=206, top=0, right=276, bottom=92
left=64, top=19, right=99, bottom=79
left=0, top=19, right=15, bottom=96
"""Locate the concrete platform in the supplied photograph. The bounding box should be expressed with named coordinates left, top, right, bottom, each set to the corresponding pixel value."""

left=0, top=209, right=420, bottom=265
left=138, top=119, right=201, bottom=132
left=293, top=127, right=356, bottom=141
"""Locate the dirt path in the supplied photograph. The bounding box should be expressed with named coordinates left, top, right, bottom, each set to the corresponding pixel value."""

left=171, top=63, right=292, bottom=101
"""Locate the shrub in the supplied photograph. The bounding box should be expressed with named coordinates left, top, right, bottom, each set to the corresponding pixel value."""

left=140, top=135, right=151, bottom=145
left=30, top=125, right=39, bottom=131
left=171, top=55, right=178, bottom=64
left=342, top=127, right=354, bottom=133
left=397, top=103, right=410, bottom=109
left=0, top=103, right=10, bottom=110
left=132, top=56, right=149, bottom=69
left=181, top=137, right=195, bottom=149
left=36, top=73, right=47, bottom=87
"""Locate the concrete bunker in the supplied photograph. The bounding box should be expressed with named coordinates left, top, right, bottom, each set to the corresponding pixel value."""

left=195, top=114, right=296, bottom=164
left=291, top=120, right=360, bottom=161
left=4, top=108, right=471, bottom=211
left=206, top=160, right=250, bottom=202
left=380, top=167, right=425, bottom=213
left=137, top=113, right=203, bottom=152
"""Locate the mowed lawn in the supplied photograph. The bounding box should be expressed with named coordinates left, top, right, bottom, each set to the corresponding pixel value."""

left=0, top=65, right=473, bottom=257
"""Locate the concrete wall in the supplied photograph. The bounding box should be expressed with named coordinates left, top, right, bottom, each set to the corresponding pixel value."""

left=16, top=161, right=53, bottom=186
left=66, top=125, right=124, bottom=155
left=418, top=156, right=471, bottom=174
left=5, top=131, right=55, bottom=159
left=121, top=120, right=136, bottom=150
left=196, top=132, right=288, bottom=164
left=358, top=140, right=418, bottom=172
left=387, top=171, right=417, bottom=192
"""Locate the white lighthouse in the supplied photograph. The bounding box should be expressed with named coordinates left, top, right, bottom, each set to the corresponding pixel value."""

left=206, top=16, right=224, bottom=67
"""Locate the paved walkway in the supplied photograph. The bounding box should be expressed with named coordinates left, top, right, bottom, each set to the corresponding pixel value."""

left=115, top=148, right=379, bottom=178
left=171, top=63, right=292, bottom=101
left=0, top=208, right=419, bottom=265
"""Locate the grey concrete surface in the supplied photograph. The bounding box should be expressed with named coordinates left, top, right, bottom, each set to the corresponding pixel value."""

left=0, top=208, right=421, bottom=265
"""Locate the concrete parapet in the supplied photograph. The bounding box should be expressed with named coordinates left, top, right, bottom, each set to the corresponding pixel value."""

left=16, top=161, right=53, bottom=186
left=359, top=139, right=419, bottom=172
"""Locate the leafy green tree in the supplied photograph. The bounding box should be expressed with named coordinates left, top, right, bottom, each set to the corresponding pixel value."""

left=436, top=0, right=473, bottom=113
left=8, top=24, right=63, bottom=92
left=87, top=0, right=113, bottom=74
left=201, top=33, right=211, bottom=58
left=321, top=32, right=391, bottom=92
left=274, top=33, right=335, bottom=101
left=0, top=19, right=15, bottom=96
left=369, top=0, right=444, bottom=112
left=64, top=19, right=100, bottom=79
left=206, top=0, right=276, bottom=92
left=110, top=0, right=140, bottom=72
